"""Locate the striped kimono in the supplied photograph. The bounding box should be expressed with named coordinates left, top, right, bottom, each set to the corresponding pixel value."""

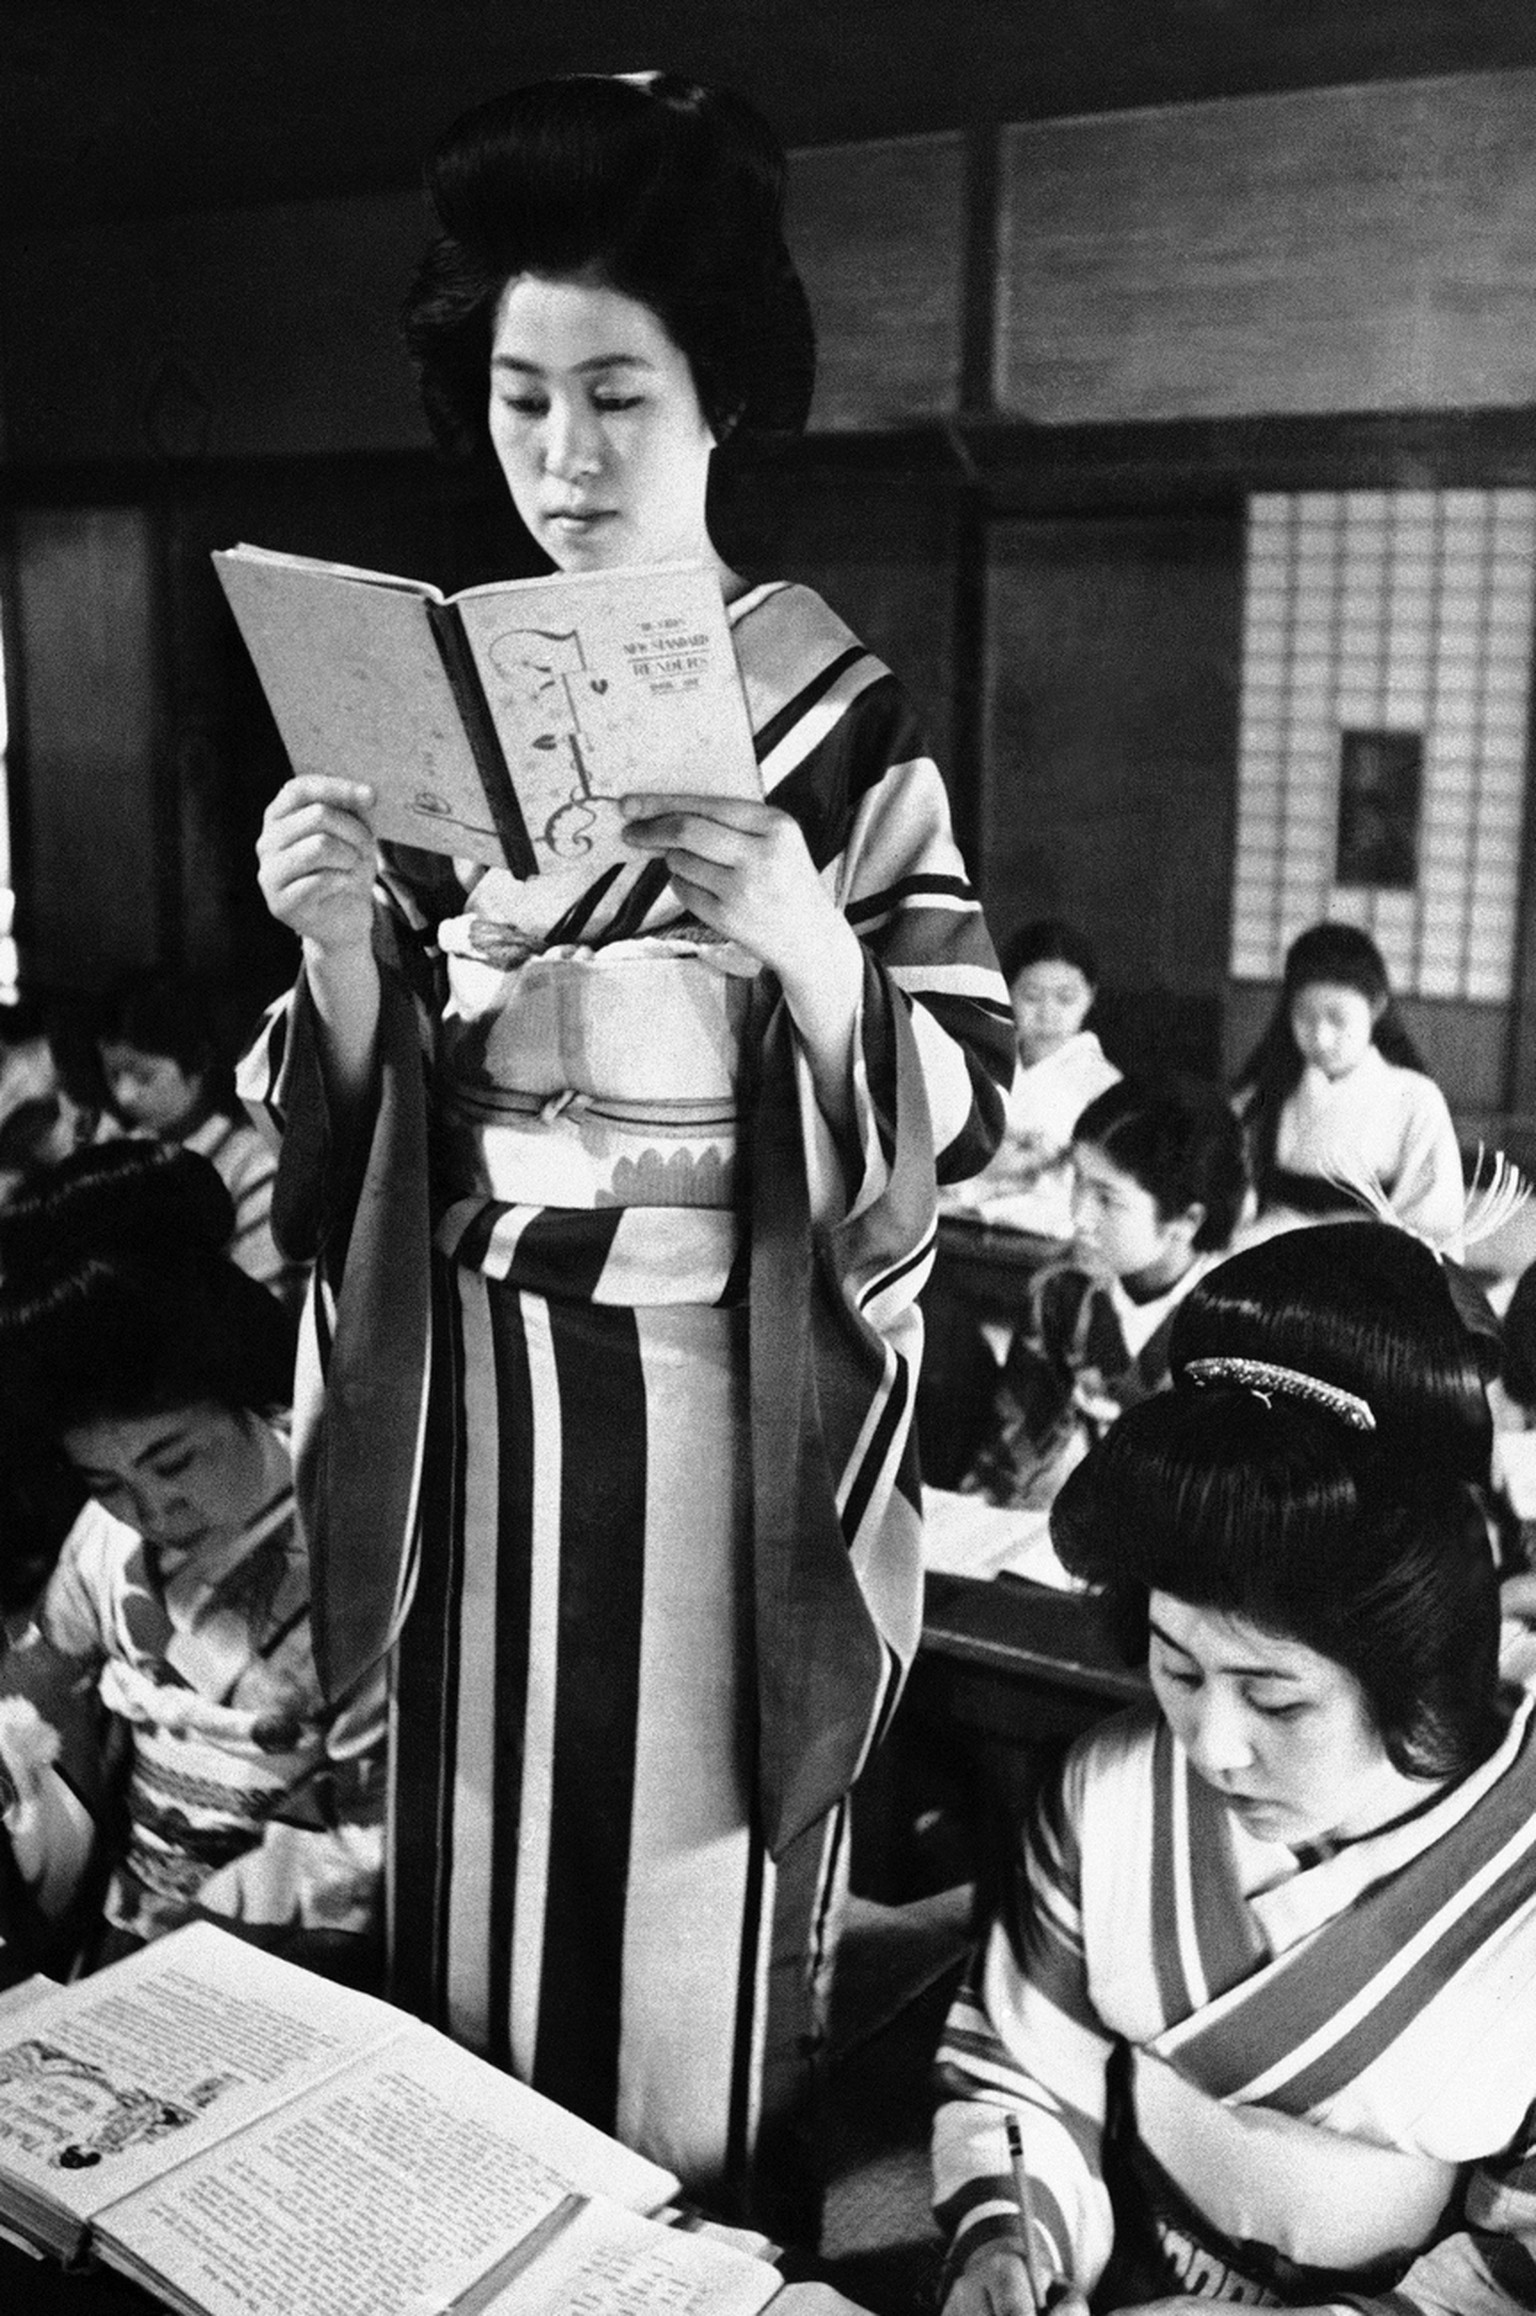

left=934, top=1695, right=1536, bottom=2311
left=183, top=1106, right=309, bottom=1314
left=240, top=580, right=1012, bottom=2215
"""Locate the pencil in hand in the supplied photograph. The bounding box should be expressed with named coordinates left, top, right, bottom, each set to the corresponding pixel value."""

left=1005, top=2110, right=1048, bottom=2312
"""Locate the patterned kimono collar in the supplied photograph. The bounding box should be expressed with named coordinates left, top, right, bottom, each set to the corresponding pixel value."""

left=1154, top=1691, right=1536, bottom=2111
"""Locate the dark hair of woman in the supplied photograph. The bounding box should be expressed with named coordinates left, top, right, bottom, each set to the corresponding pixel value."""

left=0, top=1140, right=293, bottom=1428
left=1501, top=1257, right=1536, bottom=1411
left=107, top=976, right=218, bottom=1081
left=1071, top=1073, right=1249, bottom=1252
left=403, top=73, right=817, bottom=459
left=1169, top=1219, right=1492, bottom=1487
left=0, top=1428, right=88, bottom=1616
left=1233, top=922, right=1426, bottom=1197
left=1050, top=1383, right=1506, bottom=1783
left=998, top=917, right=1100, bottom=992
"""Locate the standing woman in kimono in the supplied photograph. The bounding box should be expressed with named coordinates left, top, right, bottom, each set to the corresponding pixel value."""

left=245, top=72, right=1011, bottom=2224
left=935, top=1222, right=1536, bottom=2313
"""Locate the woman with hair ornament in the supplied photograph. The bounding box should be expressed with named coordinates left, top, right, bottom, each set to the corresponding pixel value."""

left=933, top=1221, right=1536, bottom=2315
left=242, top=71, right=1011, bottom=2222
left=0, top=1142, right=383, bottom=1990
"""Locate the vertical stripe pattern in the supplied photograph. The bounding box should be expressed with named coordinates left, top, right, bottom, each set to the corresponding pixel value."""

left=386, top=1262, right=837, bottom=2205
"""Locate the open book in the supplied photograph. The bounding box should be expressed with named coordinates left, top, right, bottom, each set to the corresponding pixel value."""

left=213, top=544, right=761, bottom=879
left=0, top=1922, right=792, bottom=2315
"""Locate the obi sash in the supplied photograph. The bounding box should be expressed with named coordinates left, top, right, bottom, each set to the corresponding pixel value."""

left=432, top=934, right=752, bottom=1301
left=435, top=932, right=754, bottom=1245
left=1106, top=2046, right=1458, bottom=2301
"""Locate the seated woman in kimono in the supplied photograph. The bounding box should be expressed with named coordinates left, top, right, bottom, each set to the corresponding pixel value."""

left=934, top=1222, right=1536, bottom=2314
left=958, top=1075, right=1248, bottom=1512
left=0, top=1141, right=384, bottom=1989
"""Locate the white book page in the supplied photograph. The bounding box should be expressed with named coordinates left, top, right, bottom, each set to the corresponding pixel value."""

left=103, top=2033, right=585, bottom=2316
left=0, top=1923, right=405, bottom=2225
left=214, top=550, right=507, bottom=865
left=222, top=544, right=446, bottom=598
left=454, top=562, right=760, bottom=879
left=920, top=1488, right=1081, bottom=1588
left=478, top=2198, right=780, bottom=2316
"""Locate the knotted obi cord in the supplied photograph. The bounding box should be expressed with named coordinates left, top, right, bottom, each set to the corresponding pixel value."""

left=431, top=922, right=765, bottom=1302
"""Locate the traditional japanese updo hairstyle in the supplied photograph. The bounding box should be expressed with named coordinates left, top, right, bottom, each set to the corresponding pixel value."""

left=403, top=72, right=817, bottom=457
left=1171, top=1221, right=1491, bottom=1483
left=0, top=1139, right=294, bottom=1428
left=1051, top=1222, right=1506, bottom=1783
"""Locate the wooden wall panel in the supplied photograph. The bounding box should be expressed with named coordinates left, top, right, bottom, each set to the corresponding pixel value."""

left=717, top=456, right=961, bottom=767
left=0, top=134, right=967, bottom=465
left=787, top=134, right=967, bottom=429
left=982, top=511, right=1246, bottom=1073
left=0, top=192, right=431, bottom=463
left=997, top=69, right=1536, bottom=423
left=12, top=506, right=163, bottom=986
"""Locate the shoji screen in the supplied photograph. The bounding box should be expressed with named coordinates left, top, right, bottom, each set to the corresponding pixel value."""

left=1231, top=488, right=1535, bottom=1004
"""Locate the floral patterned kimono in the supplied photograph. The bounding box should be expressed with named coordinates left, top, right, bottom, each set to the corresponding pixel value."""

left=934, top=1694, right=1536, bottom=2311
left=240, top=579, right=1012, bottom=2212
left=0, top=1447, right=385, bottom=1987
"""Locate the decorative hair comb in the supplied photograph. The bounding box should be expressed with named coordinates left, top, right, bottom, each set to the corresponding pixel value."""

left=1321, top=1143, right=1531, bottom=1259
left=1183, top=1355, right=1376, bottom=1430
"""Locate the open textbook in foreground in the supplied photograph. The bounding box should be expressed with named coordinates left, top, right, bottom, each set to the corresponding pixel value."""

left=213, top=544, right=761, bottom=878
left=0, top=1921, right=794, bottom=2315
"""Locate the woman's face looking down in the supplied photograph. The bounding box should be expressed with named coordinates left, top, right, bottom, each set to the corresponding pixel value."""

left=1146, top=1592, right=1439, bottom=1848
left=488, top=273, right=719, bottom=576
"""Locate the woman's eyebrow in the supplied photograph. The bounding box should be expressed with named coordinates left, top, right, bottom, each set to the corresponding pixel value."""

left=490, top=351, right=656, bottom=375
left=1148, top=1619, right=1305, bottom=1680
left=137, top=1436, right=198, bottom=1477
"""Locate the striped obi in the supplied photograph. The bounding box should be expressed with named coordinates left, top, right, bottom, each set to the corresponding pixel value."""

left=432, top=926, right=763, bottom=1303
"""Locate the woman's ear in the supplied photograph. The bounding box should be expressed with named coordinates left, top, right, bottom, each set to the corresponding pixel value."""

left=1169, top=1201, right=1206, bottom=1252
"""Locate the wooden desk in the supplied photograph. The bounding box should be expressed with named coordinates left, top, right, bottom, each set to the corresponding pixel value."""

left=931, top=1215, right=1061, bottom=1320
left=920, top=1569, right=1146, bottom=1766
left=853, top=1574, right=1148, bottom=1905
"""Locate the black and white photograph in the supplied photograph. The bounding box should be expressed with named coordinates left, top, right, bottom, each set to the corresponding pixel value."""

left=3, top=9, right=1536, bottom=2312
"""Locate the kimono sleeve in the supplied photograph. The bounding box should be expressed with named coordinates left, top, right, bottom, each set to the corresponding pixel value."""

left=0, top=1513, right=124, bottom=1971
left=235, top=849, right=456, bottom=1266
left=932, top=1749, right=1117, bottom=2300
left=828, top=729, right=1013, bottom=1218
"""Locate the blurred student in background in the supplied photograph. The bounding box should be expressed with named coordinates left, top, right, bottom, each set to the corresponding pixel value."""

left=0, top=995, right=115, bottom=1206
left=99, top=976, right=306, bottom=1313
left=944, top=919, right=1120, bottom=1246
left=960, top=1075, right=1247, bottom=1510
left=0, top=1143, right=379, bottom=1990
left=1233, top=921, right=1463, bottom=1252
